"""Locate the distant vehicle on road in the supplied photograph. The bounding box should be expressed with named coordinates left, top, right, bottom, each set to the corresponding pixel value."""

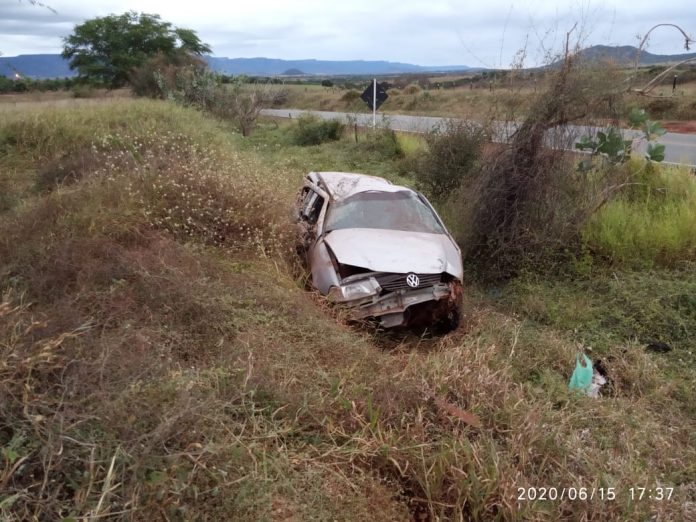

left=295, top=171, right=463, bottom=330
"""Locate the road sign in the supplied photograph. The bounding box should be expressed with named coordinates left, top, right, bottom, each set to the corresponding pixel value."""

left=361, top=82, right=388, bottom=111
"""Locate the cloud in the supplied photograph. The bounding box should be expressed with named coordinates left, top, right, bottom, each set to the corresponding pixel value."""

left=1, top=0, right=694, bottom=65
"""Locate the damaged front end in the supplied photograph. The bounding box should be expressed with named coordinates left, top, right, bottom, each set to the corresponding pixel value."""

left=328, top=268, right=463, bottom=329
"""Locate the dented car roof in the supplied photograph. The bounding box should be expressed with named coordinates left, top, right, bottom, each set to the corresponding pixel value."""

left=312, top=171, right=409, bottom=201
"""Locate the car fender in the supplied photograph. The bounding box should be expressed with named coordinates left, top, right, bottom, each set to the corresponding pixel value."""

left=310, top=239, right=340, bottom=294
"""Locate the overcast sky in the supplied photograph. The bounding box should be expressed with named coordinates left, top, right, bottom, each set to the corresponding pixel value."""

left=1, top=0, right=694, bottom=66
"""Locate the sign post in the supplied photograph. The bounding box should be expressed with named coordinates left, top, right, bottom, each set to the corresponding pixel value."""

left=373, top=78, right=377, bottom=128
left=360, top=81, right=389, bottom=126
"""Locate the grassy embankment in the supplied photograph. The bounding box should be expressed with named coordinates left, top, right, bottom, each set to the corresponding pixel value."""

left=1, top=99, right=694, bottom=521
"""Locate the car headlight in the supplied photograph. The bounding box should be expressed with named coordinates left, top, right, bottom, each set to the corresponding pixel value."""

left=328, top=278, right=381, bottom=302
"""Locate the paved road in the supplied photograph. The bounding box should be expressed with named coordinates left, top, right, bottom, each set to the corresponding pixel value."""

left=262, top=108, right=696, bottom=167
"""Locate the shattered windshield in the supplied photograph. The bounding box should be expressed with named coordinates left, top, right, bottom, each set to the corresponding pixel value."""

left=325, top=190, right=445, bottom=234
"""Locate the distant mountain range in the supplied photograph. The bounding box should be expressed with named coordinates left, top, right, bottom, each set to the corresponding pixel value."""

left=0, top=54, right=473, bottom=79
left=2, top=45, right=695, bottom=80
left=204, top=57, right=473, bottom=76
left=0, top=54, right=74, bottom=79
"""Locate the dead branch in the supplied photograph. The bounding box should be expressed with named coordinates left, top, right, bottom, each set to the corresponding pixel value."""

left=631, top=56, right=696, bottom=96
left=630, top=23, right=695, bottom=96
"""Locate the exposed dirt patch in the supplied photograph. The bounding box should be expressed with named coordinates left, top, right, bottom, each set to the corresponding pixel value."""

left=661, top=120, right=696, bottom=134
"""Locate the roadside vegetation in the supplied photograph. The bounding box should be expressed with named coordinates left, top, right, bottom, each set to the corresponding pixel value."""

left=1, top=70, right=695, bottom=521
left=276, top=64, right=696, bottom=123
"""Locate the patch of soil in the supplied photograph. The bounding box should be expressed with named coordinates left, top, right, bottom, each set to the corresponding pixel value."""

left=661, top=120, right=696, bottom=134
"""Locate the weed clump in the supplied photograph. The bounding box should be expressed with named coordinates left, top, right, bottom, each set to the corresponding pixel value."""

left=402, top=83, right=422, bottom=95
left=340, top=89, right=361, bottom=103
left=349, top=127, right=403, bottom=161
left=291, top=114, right=344, bottom=146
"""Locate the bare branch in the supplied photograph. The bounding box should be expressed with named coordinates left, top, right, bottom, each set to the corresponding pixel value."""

left=629, top=23, right=695, bottom=95
left=631, top=56, right=696, bottom=96
left=20, top=0, right=57, bottom=14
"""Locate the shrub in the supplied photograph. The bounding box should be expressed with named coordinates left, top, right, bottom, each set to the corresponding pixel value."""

left=340, top=89, right=361, bottom=103
left=646, top=98, right=677, bottom=119
left=413, top=120, right=486, bottom=201
left=291, top=115, right=344, bottom=146
left=403, top=83, right=421, bottom=95
left=71, top=84, right=95, bottom=98
left=135, top=64, right=287, bottom=137
left=451, top=56, right=642, bottom=278
left=208, top=82, right=288, bottom=136
left=129, top=53, right=208, bottom=99
left=420, top=90, right=434, bottom=102
left=349, top=127, right=403, bottom=161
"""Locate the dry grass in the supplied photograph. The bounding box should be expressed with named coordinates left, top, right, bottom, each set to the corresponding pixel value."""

left=281, top=76, right=696, bottom=122
left=0, top=98, right=694, bottom=521
left=0, top=88, right=130, bottom=102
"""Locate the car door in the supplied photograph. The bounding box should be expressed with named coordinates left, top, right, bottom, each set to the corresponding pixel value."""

left=297, top=186, right=325, bottom=262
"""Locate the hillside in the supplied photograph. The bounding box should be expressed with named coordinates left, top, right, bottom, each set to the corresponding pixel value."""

left=0, top=54, right=75, bottom=79
left=576, top=45, right=696, bottom=65
left=0, top=98, right=694, bottom=520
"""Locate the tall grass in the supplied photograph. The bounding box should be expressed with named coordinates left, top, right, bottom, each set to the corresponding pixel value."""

left=395, top=131, right=427, bottom=155
left=585, top=164, right=696, bottom=267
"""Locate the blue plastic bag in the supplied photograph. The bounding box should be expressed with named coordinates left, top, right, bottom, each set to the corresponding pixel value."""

left=568, top=354, right=593, bottom=392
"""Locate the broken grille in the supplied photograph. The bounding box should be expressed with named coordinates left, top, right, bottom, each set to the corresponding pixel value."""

left=376, top=273, right=443, bottom=292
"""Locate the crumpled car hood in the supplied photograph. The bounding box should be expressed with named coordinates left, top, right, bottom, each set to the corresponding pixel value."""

left=324, top=228, right=463, bottom=278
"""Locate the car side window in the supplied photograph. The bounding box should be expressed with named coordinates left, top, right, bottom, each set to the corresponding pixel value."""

left=300, top=188, right=324, bottom=225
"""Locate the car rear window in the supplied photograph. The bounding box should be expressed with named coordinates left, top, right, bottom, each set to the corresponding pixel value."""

left=325, top=190, right=445, bottom=234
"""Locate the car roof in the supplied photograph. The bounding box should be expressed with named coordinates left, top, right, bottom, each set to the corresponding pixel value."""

left=311, top=171, right=412, bottom=201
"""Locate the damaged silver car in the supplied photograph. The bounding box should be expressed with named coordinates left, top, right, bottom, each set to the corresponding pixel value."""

left=295, top=171, right=463, bottom=330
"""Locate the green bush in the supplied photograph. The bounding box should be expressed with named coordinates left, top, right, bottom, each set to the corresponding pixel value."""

left=130, top=53, right=212, bottom=102
left=291, top=115, right=344, bottom=146
left=413, top=120, right=486, bottom=201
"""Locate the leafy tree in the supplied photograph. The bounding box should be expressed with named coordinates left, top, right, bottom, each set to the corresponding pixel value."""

left=62, top=11, right=211, bottom=88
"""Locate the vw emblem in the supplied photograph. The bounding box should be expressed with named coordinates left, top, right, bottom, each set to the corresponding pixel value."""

left=405, top=273, right=420, bottom=288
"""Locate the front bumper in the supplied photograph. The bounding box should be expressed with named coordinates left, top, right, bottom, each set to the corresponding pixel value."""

left=353, top=283, right=450, bottom=318
left=338, top=280, right=461, bottom=328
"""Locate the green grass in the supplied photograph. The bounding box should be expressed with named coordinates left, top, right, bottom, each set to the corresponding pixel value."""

left=396, top=131, right=428, bottom=155
left=497, top=269, right=696, bottom=372
left=1, top=98, right=694, bottom=521
left=584, top=164, right=696, bottom=267
left=242, top=118, right=411, bottom=183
